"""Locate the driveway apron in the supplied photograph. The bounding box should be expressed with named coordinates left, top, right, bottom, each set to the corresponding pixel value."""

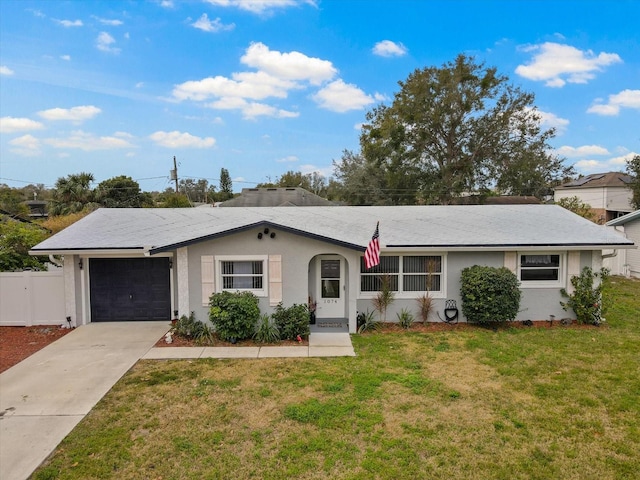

left=0, top=321, right=169, bottom=480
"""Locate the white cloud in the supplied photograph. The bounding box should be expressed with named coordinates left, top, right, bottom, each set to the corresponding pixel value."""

left=515, top=42, right=622, bottom=87
left=587, top=89, right=640, bottom=116
left=204, top=0, right=311, bottom=14
left=149, top=130, right=216, bottom=148
left=96, top=32, right=121, bottom=54
left=8, top=134, right=42, bottom=157
left=556, top=145, right=610, bottom=158
left=44, top=130, right=134, bottom=150
left=92, top=16, right=123, bottom=26
left=528, top=108, right=570, bottom=134
left=192, top=13, right=235, bottom=32
left=60, top=55, right=71, bottom=61
left=54, top=19, right=83, bottom=27
left=0, top=65, right=14, bottom=76
left=208, top=98, right=298, bottom=119
left=299, top=163, right=332, bottom=178
left=312, top=79, right=374, bottom=112
left=372, top=40, right=408, bottom=58
left=572, top=151, right=639, bottom=174
left=241, top=42, right=336, bottom=85
left=276, top=155, right=299, bottom=163
left=0, top=116, right=45, bottom=133
left=37, top=105, right=101, bottom=122
left=159, top=0, right=174, bottom=7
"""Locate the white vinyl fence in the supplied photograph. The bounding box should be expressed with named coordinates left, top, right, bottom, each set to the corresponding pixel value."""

left=0, top=269, right=65, bottom=326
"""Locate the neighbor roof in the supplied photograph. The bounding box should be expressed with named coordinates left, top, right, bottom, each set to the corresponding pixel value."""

left=31, top=205, right=634, bottom=255
left=219, top=187, right=336, bottom=207
left=556, top=172, right=632, bottom=189
left=606, top=210, right=640, bottom=226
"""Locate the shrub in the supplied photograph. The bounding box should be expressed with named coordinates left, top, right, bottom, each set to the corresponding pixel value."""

left=460, top=265, right=521, bottom=324
left=561, top=267, right=609, bottom=325
left=372, top=274, right=395, bottom=321
left=416, top=293, right=434, bottom=324
left=253, top=314, right=280, bottom=344
left=272, top=302, right=310, bottom=340
left=209, top=291, right=260, bottom=342
left=173, top=312, right=214, bottom=344
left=396, top=308, right=414, bottom=330
left=357, top=310, right=379, bottom=333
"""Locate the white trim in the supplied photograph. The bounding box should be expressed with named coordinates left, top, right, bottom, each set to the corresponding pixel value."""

left=215, top=254, right=268, bottom=297
left=177, top=247, right=190, bottom=316
left=517, top=252, right=565, bottom=288
left=358, top=253, right=447, bottom=299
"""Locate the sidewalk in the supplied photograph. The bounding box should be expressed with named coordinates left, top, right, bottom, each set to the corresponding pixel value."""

left=143, top=332, right=355, bottom=359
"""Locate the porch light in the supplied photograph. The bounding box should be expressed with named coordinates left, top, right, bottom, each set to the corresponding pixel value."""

left=78, top=259, right=83, bottom=269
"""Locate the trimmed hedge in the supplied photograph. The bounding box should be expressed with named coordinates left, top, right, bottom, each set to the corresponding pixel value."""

left=460, top=265, right=521, bottom=324
left=209, top=291, right=260, bottom=342
left=272, top=303, right=310, bottom=340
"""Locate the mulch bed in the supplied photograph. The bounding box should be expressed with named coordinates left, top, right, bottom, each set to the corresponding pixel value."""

left=0, top=326, right=73, bottom=373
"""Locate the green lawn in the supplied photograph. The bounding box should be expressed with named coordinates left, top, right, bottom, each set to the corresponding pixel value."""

left=33, top=277, right=640, bottom=480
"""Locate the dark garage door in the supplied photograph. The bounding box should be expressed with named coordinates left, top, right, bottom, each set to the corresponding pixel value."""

left=90, top=258, right=171, bottom=322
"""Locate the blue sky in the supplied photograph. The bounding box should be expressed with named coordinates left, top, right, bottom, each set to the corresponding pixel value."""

left=1, top=0, right=639, bottom=193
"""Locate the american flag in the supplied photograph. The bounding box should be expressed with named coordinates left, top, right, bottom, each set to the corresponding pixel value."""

left=364, top=222, right=380, bottom=269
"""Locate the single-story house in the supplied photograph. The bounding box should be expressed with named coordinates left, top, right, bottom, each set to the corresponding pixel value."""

left=606, top=210, right=640, bottom=278
left=30, top=205, right=634, bottom=333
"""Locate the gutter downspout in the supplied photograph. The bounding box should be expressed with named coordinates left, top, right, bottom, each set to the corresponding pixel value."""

left=602, top=250, right=617, bottom=260
left=49, top=254, right=64, bottom=268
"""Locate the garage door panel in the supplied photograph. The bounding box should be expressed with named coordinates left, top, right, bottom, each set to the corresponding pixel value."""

left=90, top=258, right=171, bottom=322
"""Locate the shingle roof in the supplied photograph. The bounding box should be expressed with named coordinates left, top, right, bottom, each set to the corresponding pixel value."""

left=31, top=205, right=634, bottom=254
left=219, top=187, right=336, bottom=207
left=556, top=172, right=632, bottom=189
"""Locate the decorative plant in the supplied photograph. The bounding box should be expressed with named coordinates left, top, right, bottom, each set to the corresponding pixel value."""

left=272, top=302, right=310, bottom=340
left=372, top=274, right=395, bottom=322
left=460, top=265, right=521, bottom=324
left=173, top=311, right=214, bottom=344
left=560, top=267, right=609, bottom=325
left=396, top=308, right=415, bottom=330
left=209, top=291, right=260, bottom=342
left=357, top=310, right=380, bottom=333
left=253, top=314, right=280, bottom=344
left=416, top=294, right=434, bottom=324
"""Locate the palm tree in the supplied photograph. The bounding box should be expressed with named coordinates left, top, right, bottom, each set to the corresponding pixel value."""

left=49, top=172, right=99, bottom=216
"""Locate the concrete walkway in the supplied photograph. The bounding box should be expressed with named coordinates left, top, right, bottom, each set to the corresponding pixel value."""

left=0, top=324, right=354, bottom=480
left=0, top=321, right=170, bottom=480
left=143, top=332, right=356, bottom=359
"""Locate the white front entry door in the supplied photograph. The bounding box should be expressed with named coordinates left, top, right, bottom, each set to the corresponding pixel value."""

left=316, top=256, right=345, bottom=319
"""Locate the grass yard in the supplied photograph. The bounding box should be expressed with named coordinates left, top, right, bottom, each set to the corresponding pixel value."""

left=33, top=277, right=640, bottom=480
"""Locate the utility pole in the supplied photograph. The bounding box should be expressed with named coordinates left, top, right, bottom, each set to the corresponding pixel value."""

left=170, top=156, right=178, bottom=193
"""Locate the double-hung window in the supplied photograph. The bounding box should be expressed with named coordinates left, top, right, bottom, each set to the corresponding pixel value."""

left=519, top=253, right=562, bottom=286
left=217, top=255, right=267, bottom=296
left=360, top=254, right=444, bottom=297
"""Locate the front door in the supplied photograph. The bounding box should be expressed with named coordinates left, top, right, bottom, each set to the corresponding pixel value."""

left=316, top=256, right=345, bottom=319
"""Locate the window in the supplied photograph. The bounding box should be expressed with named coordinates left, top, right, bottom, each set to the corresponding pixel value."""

left=217, top=255, right=267, bottom=295
left=360, top=255, right=444, bottom=297
left=519, top=254, right=561, bottom=284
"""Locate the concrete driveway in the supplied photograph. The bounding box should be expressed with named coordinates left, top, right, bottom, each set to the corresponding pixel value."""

left=0, top=321, right=169, bottom=480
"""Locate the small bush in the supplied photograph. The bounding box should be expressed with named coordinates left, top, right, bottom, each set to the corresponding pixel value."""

left=272, top=303, right=310, bottom=340
left=173, top=312, right=214, bottom=344
left=372, top=274, right=395, bottom=321
left=460, top=265, right=521, bottom=324
left=253, top=314, right=280, bottom=343
left=416, top=294, right=434, bottom=324
left=357, top=310, right=380, bottom=333
left=561, top=267, right=609, bottom=325
left=209, top=291, right=260, bottom=342
left=396, top=308, right=415, bottom=329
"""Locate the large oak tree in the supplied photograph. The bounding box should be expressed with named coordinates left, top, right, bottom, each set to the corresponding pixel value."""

left=336, top=54, right=572, bottom=205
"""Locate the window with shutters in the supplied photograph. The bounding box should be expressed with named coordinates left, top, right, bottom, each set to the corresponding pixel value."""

left=216, top=255, right=267, bottom=296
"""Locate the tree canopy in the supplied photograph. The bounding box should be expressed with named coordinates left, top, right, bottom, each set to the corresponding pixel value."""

left=218, top=168, right=233, bottom=201
left=626, top=155, right=640, bottom=210
left=335, top=54, right=573, bottom=205
left=49, top=172, right=99, bottom=216
left=96, top=175, right=152, bottom=208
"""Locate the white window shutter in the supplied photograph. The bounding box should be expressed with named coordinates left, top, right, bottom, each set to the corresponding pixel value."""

left=201, top=255, right=214, bottom=306
left=504, top=251, right=517, bottom=274
left=567, top=251, right=581, bottom=294
left=269, top=255, right=282, bottom=306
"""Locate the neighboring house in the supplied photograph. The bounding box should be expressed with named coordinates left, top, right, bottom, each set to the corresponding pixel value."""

left=219, top=187, right=336, bottom=207
left=30, top=205, right=633, bottom=332
left=605, top=210, right=640, bottom=278
left=554, top=172, right=634, bottom=224
left=24, top=200, right=48, bottom=218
